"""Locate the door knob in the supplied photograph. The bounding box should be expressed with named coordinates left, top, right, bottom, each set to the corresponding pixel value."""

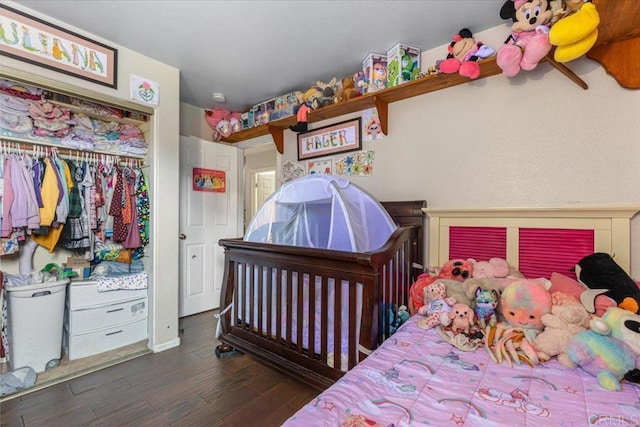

left=179, top=233, right=186, bottom=240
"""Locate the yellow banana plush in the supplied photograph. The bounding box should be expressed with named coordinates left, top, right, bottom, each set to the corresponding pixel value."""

left=554, top=28, right=598, bottom=62
left=549, top=1, right=600, bottom=62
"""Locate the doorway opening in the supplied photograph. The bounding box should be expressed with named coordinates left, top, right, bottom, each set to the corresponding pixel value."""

left=248, top=168, right=275, bottom=229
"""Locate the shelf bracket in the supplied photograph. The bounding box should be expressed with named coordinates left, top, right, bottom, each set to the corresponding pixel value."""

left=373, top=96, right=389, bottom=135
left=545, top=52, right=588, bottom=90
left=268, top=125, right=284, bottom=154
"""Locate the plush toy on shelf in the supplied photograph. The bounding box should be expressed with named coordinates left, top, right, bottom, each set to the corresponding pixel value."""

left=496, top=0, right=554, bottom=77
left=289, top=88, right=319, bottom=133
left=549, top=0, right=600, bottom=63
left=335, top=76, right=361, bottom=103
left=437, top=28, right=495, bottom=79
left=204, top=107, right=231, bottom=141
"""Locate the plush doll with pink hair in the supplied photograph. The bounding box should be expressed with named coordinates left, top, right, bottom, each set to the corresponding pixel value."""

left=496, top=0, right=554, bottom=77
left=486, top=279, right=553, bottom=366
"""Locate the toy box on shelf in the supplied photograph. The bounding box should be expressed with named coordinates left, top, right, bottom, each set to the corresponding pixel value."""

left=387, top=42, right=421, bottom=87
left=270, top=91, right=300, bottom=121
left=362, top=53, right=387, bottom=93
left=250, top=97, right=276, bottom=127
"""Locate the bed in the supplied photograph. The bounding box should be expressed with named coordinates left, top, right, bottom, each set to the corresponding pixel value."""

left=283, top=206, right=640, bottom=426
left=216, top=200, right=426, bottom=389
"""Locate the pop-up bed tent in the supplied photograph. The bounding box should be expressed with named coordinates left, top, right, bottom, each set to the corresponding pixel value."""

left=244, top=175, right=397, bottom=252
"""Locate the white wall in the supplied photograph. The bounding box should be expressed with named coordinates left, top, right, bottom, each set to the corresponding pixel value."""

left=181, top=26, right=640, bottom=279
left=0, top=2, right=181, bottom=351
left=281, top=33, right=640, bottom=277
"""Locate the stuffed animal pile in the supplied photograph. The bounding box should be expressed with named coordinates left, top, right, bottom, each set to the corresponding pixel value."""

left=409, top=253, right=640, bottom=391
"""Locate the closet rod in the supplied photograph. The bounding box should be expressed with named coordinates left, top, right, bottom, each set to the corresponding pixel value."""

left=0, top=138, right=147, bottom=166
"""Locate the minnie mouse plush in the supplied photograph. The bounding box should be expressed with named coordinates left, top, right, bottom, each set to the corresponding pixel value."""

left=496, top=0, right=553, bottom=77
left=438, top=28, right=495, bottom=79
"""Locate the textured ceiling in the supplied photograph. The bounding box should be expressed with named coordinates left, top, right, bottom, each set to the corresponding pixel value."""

left=11, top=0, right=506, bottom=112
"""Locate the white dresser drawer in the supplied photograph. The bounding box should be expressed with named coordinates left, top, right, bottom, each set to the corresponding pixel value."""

left=68, top=280, right=147, bottom=310
left=66, top=297, right=148, bottom=335
left=64, top=317, right=148, bottom=360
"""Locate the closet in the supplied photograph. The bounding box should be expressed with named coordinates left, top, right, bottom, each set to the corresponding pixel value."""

left=0, top=70, right=155, bottom=397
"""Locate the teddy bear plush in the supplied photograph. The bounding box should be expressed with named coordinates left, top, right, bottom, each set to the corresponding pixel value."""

left=409, top=259, right=473, bottom=315
left=437, top=28, right=495, bottom=79
left=335, top=76, right=361, bottom=103
left=448, top=303, right=476, bottom=334
left=496, top=0, right=554, bottom=77
left=417, top=282, right=456, bottom=330
left=533, top=291, right=591, bottom=367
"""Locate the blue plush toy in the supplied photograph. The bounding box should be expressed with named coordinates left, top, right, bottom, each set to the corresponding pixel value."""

left=567, top=316, right=637, bottom=391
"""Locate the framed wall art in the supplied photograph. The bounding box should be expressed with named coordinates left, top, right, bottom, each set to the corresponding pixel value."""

left=0, top=4, right=118, bottom=88
left=297, top=118, right=361, bottom=161
left=193, top=167, right=226, bottom=193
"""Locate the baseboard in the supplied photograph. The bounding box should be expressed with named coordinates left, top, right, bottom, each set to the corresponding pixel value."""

left=149, top=337, right=181, bottom=353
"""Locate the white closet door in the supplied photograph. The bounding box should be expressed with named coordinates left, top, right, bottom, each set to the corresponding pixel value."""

left=178, top=136, right=240, bottom=317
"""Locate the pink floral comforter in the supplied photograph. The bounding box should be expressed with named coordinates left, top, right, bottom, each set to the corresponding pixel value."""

left=284, top=316, right=640, bottom=426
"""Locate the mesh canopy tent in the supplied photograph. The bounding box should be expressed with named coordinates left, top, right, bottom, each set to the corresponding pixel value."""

left=244, top=175, right=397, bottom=252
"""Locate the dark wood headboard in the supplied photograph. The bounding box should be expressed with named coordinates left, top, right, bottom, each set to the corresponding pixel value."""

left=381, top=200, right=426, bottom=269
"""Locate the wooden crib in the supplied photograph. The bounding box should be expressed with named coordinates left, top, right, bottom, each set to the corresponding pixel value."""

left=216, top=200, right=425, bottom=389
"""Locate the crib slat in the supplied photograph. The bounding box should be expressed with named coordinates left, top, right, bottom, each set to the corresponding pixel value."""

left=334, top=278, right=341, bottom=371
left=296, top=272, right=303, bottom=354
left=348, top=282, right=356, bottom=370
left=308, top=275, right=316, bottom=358
left=320, top=276, right=328, bottom=365
left=240, top=262, right=247, bottom=329
left=276, top=268, right=282, bottom=344
left=286, top=270, right=292, bottom=346
left=248, top=264, right=254, bottom=328
left=266, top=266, right=273, bottom=339
left=258, top=266, right=264, bottom=336
left=235, top=262, right=245, bottom=328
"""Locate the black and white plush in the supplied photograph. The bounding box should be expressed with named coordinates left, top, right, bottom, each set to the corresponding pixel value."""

left=575, top=252, right=640, bottom=314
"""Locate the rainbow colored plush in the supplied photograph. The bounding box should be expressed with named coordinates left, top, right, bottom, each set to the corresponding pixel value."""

left=567, top=319, right=636, bottom=391
left=500, top=279, right=552, bottom=338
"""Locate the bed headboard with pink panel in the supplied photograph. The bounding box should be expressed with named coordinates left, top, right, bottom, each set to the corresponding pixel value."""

left=424, top=207, right=640, bottom=279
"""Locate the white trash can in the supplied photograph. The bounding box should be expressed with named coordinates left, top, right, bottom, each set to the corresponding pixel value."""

left=5, top=279, right=69, bottom=373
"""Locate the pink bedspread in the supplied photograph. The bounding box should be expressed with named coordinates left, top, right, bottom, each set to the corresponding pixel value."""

left=284, top=316, right=640, bottom=426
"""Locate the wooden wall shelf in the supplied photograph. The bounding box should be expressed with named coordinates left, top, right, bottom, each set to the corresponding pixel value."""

left=222, top=56, right=586, bottom=154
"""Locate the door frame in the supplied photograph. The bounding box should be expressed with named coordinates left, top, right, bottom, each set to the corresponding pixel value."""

left=247, top=166, right=276, bottom=227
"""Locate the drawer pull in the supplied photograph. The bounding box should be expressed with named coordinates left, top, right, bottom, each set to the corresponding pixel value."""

left=106, top=330, right=123, bottom=336
left=106, top=308, right=124, bottom=313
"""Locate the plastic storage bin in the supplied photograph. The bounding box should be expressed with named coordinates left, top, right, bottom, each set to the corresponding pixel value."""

left=4, top=279, right=69, bottom=373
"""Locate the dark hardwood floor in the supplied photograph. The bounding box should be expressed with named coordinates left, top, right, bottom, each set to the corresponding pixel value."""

left=0, top=311, right=319, bottom=426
